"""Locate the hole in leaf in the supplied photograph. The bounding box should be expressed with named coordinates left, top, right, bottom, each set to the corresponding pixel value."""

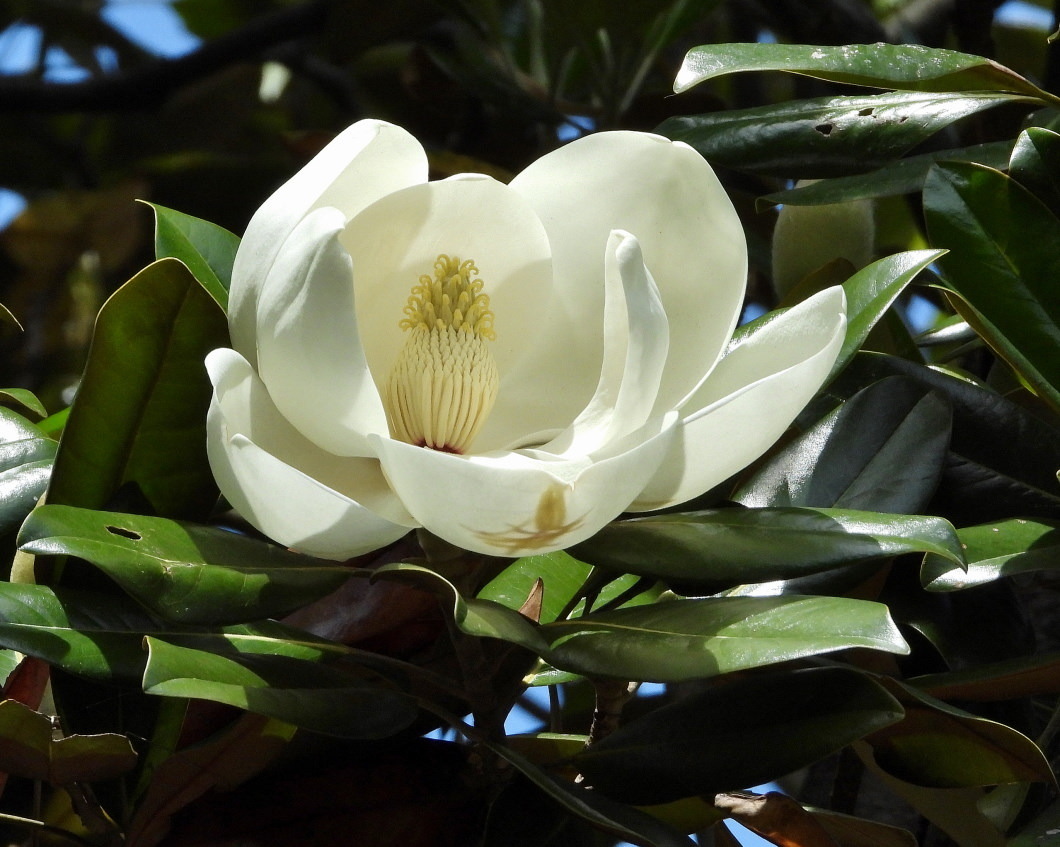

left=814, top=123, right=833, bottom=136
left=858, top=107, right=874, bottom=116
left=106, top=525, right=142, bottom=541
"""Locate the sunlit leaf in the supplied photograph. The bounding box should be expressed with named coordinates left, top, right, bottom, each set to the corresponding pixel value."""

left=924, top=161, right=1060, bottom=414
left=18, top=505, right=354, bottom=624
left=0, top=408, right=55, bottom=535
left=574, top=506, right=963, bottom=587
left=658, top=91, right=1029, bottom=178
left=47, top=258, right=229, bottom=522
left=145, top=202, right=239, bottom=311
left=921, top=517, right=1060, bottom=590
left=674, top=42, right=1058, bottom=103
left=540, top=595, right=909, bottom=682
left=576, top=667, right=904, bottom=804
left=142, top=638, right=417, bottom=740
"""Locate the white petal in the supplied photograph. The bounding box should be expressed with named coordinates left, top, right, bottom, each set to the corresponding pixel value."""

left=339, top=174, right=553, bottom=451
left=369, top=414, right=677, bottom=557
left=631, top=287, right=847, bottom=510
left=206, top=348, right=415, bottom=559
left=508, top=131, right=747, bottom=432
left=540, top=231, right=669, bottom=456
left=255, top=206, right=386, bottom=457
left=229, top=120, right=428, bottom=367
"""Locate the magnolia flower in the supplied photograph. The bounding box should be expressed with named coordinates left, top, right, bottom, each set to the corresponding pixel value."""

left=206, top=119, right=846, bottom=559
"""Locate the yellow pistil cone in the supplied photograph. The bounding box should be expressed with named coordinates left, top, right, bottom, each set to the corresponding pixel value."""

left=386, top=255, right=499, bottom=454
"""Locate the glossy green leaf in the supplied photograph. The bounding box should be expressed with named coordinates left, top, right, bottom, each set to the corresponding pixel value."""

left=737, top=377, right=951, bottom=514
left=574, top=506, right=963, bottom=587
left=0, top=388, right=46, bottom=418
left=866, top=681, right=1055, bottom=788
left=0, top=699, right=136, bottom=784
left=539, top=595, right=908, bottom=682
left=924, top=162, right=1060, bottom=414
left=921, top=517, right=1060, bottom=590
left=674, top=42, right=1058, bottom=103
left=18, top=505, right=354, bottom=624
left=576, top=667, right=904, bottom=804
left=47, top=258, right=229, bottom=521
left=1008, top=127, right=1060, bottom=217
left=759, top=141, right=1014, bottom=207
left=146, top=202, right=239, bottom=311
left=0, top=407, right=56, bottom=535
left=658, top=91, right=1026, bottom=178
left=823, top=353, right=1060, bottom=523
left=489, top=742, right=695, bottom=847
left=911, top=651, right=1060, bottom=701
left=142, top=638, right=417, bottom=740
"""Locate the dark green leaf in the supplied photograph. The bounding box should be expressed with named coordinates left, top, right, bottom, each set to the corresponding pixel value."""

left=911, top=651, right=1060, bottom=701
left=736, top=377, right=951, bottom=514
left=145, top=202, right=239, bottom=312
left=759, top=141, right=1014, bottom=207
left=921, top=517, right=1060, bottom=590
left=658, top=91, right=1028, bottom=178
left=539, top=595, right=908, bottom=682
left=674, top=42, right=1058, bottom=104
left=18, top=505, right=354, bottom=624
left=574, top=506, right=963, bottom=587
left=823, top=353, right=1060, bottom=523
left=0, top=407, right=56, bottom=535
left=142, top=638, right=417, bottom=740
left=866, top=680, right=1054, bottom=788
left=0, top=388, right=46, bottom=418
left=1008, top=127, right=1060, bottom=217
left=47, top=258, right=229, bottom=521
left=489, top=741, right=696, bottom=847
left=576, top=667, right=904, bottom=804
left=924, top=162, right=1060, bottom=413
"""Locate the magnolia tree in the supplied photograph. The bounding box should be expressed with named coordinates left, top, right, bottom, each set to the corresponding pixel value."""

left=0, top=3, right=1058, bottom=847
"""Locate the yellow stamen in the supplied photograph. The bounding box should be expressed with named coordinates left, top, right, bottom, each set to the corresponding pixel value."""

left=385, top=255, right=499, bottom=453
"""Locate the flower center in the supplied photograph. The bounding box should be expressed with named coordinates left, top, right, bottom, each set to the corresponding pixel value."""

left=385, top=254, right=499, bottom=454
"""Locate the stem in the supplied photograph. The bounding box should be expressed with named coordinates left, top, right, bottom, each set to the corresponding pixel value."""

left=584, top=679, right=638, bottom=749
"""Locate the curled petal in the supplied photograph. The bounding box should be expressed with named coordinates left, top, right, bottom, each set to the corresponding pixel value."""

left=630, top=287, right=847, bottom=511
left=230, top=120, right=428, bottom=366
left=206, top=348, right=414, bottom=559
left=255, top=207, right=386, bottom=457
left=508, top=131, right=746, bottom=434
left=369, top=414, right=677, bottom=557
left=541, top=230, right=669, bottom=456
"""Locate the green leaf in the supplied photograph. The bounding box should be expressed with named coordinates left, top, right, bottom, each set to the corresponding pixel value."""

left=674, top=42, right=1059, bottom=104
left=832, top=250, right=942, bottom=380
left=145, top=202, right=239, bottom=311
left=911, top=651, right=1060, bottom=701
left=823, top=353, right=1060, bottom=523
left=576, top=667, right=904, bottom=804
left=0, top=699, right=136, bottom=784
left=657, top=91, right=1028, bottom=178
left=47, top=258, right=229, bottom=521
left=489, top=742, right=696, bottom=847
left=736, top=377, right=951, bottom=514
left=142, top=638, right=417, bottom=740
left=924, top=162, right=1060, bottom=414
left=0, top=388, right=46, bottom=418
left=17, top=505, right=354, bottom=624
left=1007, top=127, right=1060, bottom=218
left=1008, top=795, right=1060, bottom=847
left=574, top=506, right=963, bottom=587
left=539, top=595, right=909, bottom=682
left=0, top=408, right=56, bottom=535
left=759, top=141, right=1014, bottom=207
left=372, top=562, right=550, bottom=653
left=921, top=517, right=1060, bottom=590
left=866, top=680, right=1055, bottom=788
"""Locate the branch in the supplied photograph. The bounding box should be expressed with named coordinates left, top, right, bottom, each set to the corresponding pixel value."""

left=0, top=0, right=330, bottom=112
